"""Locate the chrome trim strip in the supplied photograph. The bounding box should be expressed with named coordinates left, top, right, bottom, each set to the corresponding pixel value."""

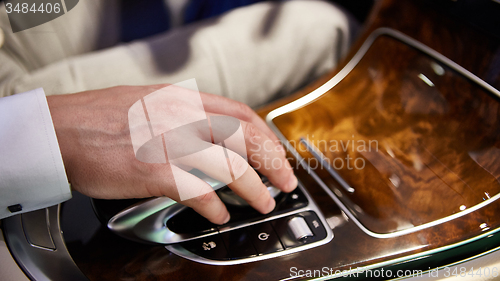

left=306, top=227, right=500, bottom=281
left=107, top=197, right=201, bottom=244
left=166, top=181, right=334, bottom=265
left=2, top=206, right=88, bottom=281
left=266, top=28, right=500, bottom=123
left=390, top=244, right=500, bottom=281
left=265, top=27, right=500, bottom=239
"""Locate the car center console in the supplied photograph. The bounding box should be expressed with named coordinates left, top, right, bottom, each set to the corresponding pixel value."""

left=3, top=0, right=500, bottom=277
left=92, top=174, right=332, bottom=265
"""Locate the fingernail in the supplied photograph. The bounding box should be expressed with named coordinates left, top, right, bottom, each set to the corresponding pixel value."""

left=287, top=174, right=298, bottom=191
left=222, top=212, right=231, bottom=224
left=265, top=198, right=276, bottom=213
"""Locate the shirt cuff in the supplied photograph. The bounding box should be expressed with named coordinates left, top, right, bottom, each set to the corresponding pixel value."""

left=0, top=88, right=71, bottom=219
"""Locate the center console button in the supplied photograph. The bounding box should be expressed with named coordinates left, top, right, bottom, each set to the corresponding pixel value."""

left=272, top=216, right=307, bottom=249
left=272, top=211, right=327, bottom=249
left=250, top=222, right=284, bottom=255
left=180, top=234, right=229, bottom=260
left=302, top=211, right=327, bottom=241
left=287, top=217, right=313, bottom=241
left=220, top=227, right=257, bottom=259
left=275, top=188, right=308, bottom=212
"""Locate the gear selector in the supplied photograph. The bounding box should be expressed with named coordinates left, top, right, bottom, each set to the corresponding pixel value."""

left=94, top=172, right=332, bottom=265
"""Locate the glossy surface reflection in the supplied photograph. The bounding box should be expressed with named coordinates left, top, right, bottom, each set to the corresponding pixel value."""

left=274, top=35, right=500, bottom=234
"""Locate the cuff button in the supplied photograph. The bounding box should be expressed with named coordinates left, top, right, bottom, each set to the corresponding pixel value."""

left=8, top=204, right=23, bottom=213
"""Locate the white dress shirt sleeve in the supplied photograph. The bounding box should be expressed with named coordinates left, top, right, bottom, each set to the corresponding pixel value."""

left=0, top=88, right=71, bottom=219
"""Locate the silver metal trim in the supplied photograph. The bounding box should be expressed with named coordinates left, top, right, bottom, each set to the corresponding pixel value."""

left=390, top=244, right=500, bottom=281
left=288, top=217, right=314, bottom=240
left=2, top=206, right=88, bottom=281
left=21, top=208, right=56, bottom=251
left=306, top=227, right=500, bottom=281
left=107, top=196, right=220, bottom=244
left=265, top=27, right=500, bottom=239
left=166, top=181, right=334, bottom=265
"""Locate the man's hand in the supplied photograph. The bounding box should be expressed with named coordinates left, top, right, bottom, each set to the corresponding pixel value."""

left=47, top=85, right=297, bottom=225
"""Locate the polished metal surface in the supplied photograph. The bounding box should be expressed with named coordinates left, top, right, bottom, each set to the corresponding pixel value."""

left=2, top=205, right=88, bottom=281
left=107, top=196, right=198, bottom=244
left=288, top=217, right=313, bottom=240
left=21, top=209, right=55, bottom=250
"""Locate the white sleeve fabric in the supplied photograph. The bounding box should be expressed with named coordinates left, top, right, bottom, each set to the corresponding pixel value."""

left=0, top=88, right=71, bottom=219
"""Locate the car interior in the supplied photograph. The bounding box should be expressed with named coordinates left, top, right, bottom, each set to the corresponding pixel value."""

left=1, top=0, right=500, bottom=280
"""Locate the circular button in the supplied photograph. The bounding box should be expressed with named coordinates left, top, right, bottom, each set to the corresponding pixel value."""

left=258, top=232, right=270, bottom=241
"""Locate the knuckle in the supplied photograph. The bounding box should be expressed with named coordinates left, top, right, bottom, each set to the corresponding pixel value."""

left=229, top=153, right=249, bottom=179
left=195, top=190, right=217, bottom=206
left=236, top=102, right=253, bottom=120
left=191, top=192, right=228, bottom=224
left=244, top=123, right=261, bottom=146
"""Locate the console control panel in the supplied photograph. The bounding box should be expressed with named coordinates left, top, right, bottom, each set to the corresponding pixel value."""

left=99, top=174, right=333, bottom=265
left=166, top=184, right=309, bottom=236
left=179, top=211, right=327, bottom=261
left=166, top=181, right=333, bottom=265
